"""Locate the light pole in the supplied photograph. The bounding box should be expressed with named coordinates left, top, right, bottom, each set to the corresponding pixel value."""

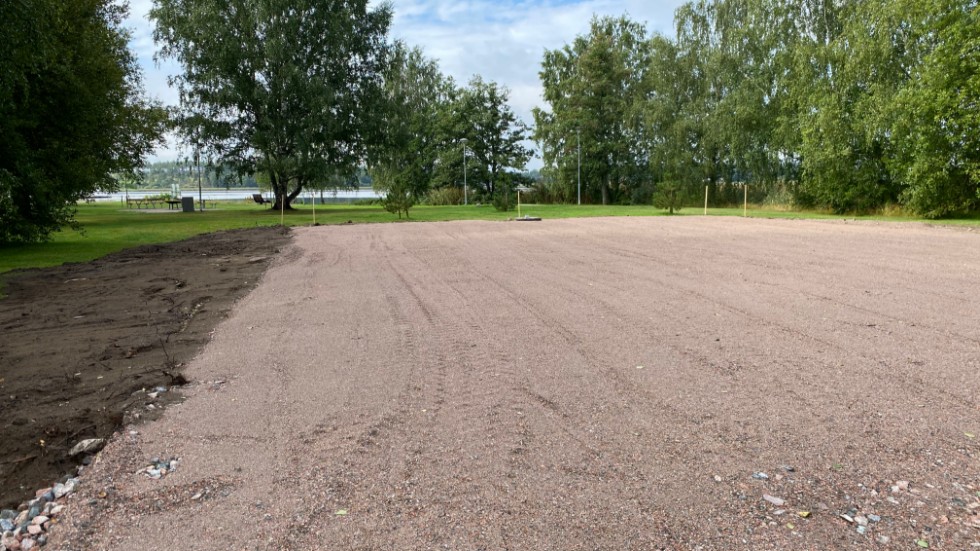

left=461, top=138, right=468, bottom=206
left=577, top=129, right=581, bottom=206
left=195, top=147, right=203, bottom=212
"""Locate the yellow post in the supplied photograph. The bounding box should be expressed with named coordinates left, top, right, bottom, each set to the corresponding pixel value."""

left=743, top=184, right=748, bottom=217
left=704, top=185, right=708, bottom=215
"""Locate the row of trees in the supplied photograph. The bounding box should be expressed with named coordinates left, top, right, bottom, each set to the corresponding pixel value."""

left=153, top=0, right=531, bottom=217
left=535, top=0, right=980, bottom=216
left=371, top=46, right=532, bottom=217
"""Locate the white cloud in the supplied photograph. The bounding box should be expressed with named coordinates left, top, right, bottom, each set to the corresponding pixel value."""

left=130, top=0, right=686, bottom=166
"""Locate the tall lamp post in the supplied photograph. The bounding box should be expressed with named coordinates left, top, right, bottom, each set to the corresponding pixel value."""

left=461, top=138, right=468, bottom=206
left=577, top=129, right=581, bottom=206
left=195, top=147, right=203, bottom=212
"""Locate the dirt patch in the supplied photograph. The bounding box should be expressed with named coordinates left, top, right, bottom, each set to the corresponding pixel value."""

left=0, top=226, right=291, bottom=508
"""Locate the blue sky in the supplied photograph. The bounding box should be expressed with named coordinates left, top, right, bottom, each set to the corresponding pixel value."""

left=125, top=0, right=686, bottom=165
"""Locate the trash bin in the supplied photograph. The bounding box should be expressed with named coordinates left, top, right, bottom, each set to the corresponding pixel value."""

left=181, top=196, right=194, bottom=213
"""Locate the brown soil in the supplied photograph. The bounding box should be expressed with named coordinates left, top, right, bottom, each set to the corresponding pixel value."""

left=0, top=227, right=291, bottom=509
left=30, top=218, right=980, bottom=549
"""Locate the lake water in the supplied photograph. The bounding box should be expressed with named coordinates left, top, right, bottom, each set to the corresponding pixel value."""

left=93, top=188, right=382, bottom=204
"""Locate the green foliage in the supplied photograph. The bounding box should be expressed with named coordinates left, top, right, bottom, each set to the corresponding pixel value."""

left=534, top=0, right=979, bottom=217
left=368, top=44, right=450, bottom=218
left=535, top=16, right=651, bottom=205
left=0, top=0, right=166, bottom=243
left=653, top=181, right=685, bottom=214
left=424, top=187, right=464, bottom=206
left=151, top=0, right=392, bottom=210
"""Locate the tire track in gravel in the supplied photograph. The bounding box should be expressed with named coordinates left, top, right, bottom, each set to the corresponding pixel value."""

left=48, top=218, right=980, bottom=551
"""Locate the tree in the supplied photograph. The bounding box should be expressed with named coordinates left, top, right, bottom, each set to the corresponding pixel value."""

left=151, top=0, right=392, bottom=210
left=450, top=77, right=531, bottom=203
left=887, top=0, right=980, bottom=216
left=535, top=16, right=650, bottom=204
left=653, top=181, right=685, bottom=214
left=0, top=0, right=166, bottom=243
left=369, top=44, right=451, bottom=218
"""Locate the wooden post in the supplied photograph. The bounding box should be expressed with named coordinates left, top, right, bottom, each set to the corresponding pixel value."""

left=517, top=189, right=522, bottom=218
left=743, top=184, right=748, bottom=217
left=704, top=185, right=708, bottom=215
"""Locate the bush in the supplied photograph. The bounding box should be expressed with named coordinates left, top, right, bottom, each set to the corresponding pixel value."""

left=493, top=187, right=514, bottom=211
left=424, top=186, right=463, bottom=205
left=653, top=181, right=684, bottom=214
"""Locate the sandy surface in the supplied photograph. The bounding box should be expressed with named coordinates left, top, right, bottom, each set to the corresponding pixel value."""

left=48, top=217, right=980, bottom=550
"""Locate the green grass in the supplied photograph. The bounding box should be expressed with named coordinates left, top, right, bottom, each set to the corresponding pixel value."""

left=1, top=200, right=978, bottom=276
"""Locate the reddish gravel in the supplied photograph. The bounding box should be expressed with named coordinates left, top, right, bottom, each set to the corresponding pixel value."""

left=48, top=217, right=980, bottom=550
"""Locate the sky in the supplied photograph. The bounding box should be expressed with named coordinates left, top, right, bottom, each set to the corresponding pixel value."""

left=125, top=0, right=686, bottom=166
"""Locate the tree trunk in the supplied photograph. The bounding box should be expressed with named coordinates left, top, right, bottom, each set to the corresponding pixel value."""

left=271, top=181, right=303, bottom=211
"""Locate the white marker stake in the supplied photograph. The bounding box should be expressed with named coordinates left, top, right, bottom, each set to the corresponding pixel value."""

left=312, top=190, right=316, bottom=225
left=704, top=185, right=708, bottom=215
left=743, top=185, right=748, bottom=217
left=517, top=189, right=521, bottom=218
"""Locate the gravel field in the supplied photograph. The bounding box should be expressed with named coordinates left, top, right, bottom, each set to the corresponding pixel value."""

left=44, top=217, right=980, bottom=550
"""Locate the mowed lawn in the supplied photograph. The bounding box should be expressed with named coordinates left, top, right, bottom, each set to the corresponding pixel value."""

left=2, top=200, right=978, bottom=276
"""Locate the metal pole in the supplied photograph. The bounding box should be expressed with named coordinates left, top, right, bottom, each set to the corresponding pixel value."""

left=577, top=129, right=581, bottom=206
left=462, top=139, right=468, bottom=206
left=196, top=148, right=203, bottom=212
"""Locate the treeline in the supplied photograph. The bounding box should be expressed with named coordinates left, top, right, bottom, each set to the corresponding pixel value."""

left=534, top=0, right=980, bottom=216
left=370, top=46, right=532, bottom=217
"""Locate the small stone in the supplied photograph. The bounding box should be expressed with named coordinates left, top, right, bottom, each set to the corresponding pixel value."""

left=20, top=538, right=35, bottom=550
left=0, top=519, right=13, bottom=532
left=854, top=515, right=868, bottom=526
left=886, top=496, right=900, bottom=505
left=896, top=480, right=910, bottom=491
left=868, top=514, right=881, bottom=522
left=856, top=525, right=866, bottom=535
left=797, top=511, right=811, bottom=519
left=877, top=535, right=890, bottom=544
left=840, top=514, right=854, bottom=523
left=35, top=535, right=46, bottom=547
left=30, top=517, right=47, bottom=526
left=51, top=484, right=68, bottom=500
left=781, top=465, right=796, bottom=472
left=25, top=505, right=40, bottom=520
left=713, top=475, right=722, bottom=482
left=752, top=472, right=769, bottom=480
left=763, top=495, right=786, bottom=507
left=0, top=510, right=15, bottom=520
left=191, top=492, right=203, bottom=501
left=68, top=439, right=105, bottom=457
left=26, top=525, right=42, bottom=536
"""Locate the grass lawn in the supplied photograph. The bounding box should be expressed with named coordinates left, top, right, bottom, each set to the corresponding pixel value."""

left=1, top=200, right=978, bottom=276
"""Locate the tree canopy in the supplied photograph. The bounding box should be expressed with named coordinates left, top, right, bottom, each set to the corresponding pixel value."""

left=534, top=0, right=980, bottom=216
left=0, top=0, right=166, bottom=243
left=151, top=0, right=393, bottom=210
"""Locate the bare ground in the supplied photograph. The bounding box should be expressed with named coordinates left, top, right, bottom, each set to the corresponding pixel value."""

left=0, top=227, right=290, bottom=509
left=46, top=217, right=980, bottom=550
